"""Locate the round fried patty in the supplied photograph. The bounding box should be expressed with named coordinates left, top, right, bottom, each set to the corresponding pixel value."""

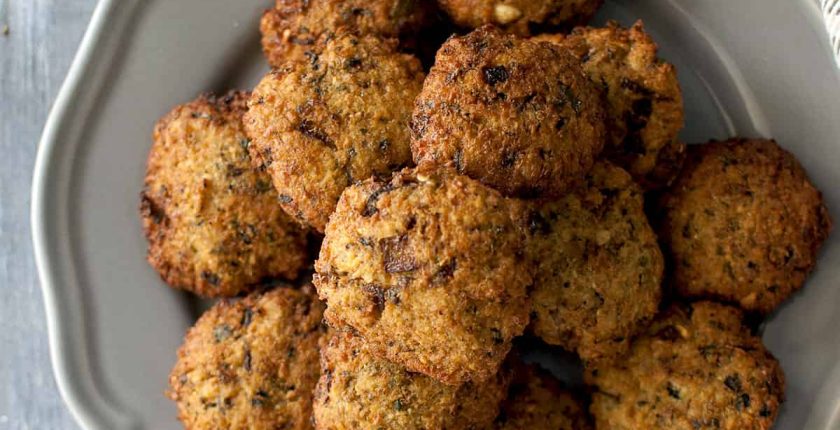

left=535, top=21, right=685, bottom=189
left=168, top=286, right=326, bottom=430
left=587, top=301, right=785, bottom=430
left=658, top=138, right=832, bottom=313
left=141, top=91, right=308, bottom=297
left=494, top=363, right=592, bottom=430
left=314, top=166, right=532, bottom=384
left=411, top=25, right=606, bottom=198
left=437, top=0, right=603, bottom=36
left=313, top=331, right=509, bottom=429
left=245, top=32, right=424, bottom=233
left=528, top=161, right=663, bottom=364
left=260, top=0, right=433, bottom=67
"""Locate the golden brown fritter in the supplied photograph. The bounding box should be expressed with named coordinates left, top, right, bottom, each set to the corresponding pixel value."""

left=437, top=0, right=603, bottom=36
left=535, top=21, right=685, bottom=189
left=411, top=26, right=606, bottom=198
left=260, top=0, right=433, bottom=68
left=314, top=166, right=532, bottom=384
left=586, top=301, right=785, bottom=430
left=141, top=92, right=308, bottom=298
left=527, top=161, right=663, bottom=364
left=245, top=33, right=425, bottom=233
left=658, top=138, right=832, bottom=314
left=168, top=286, right=327, bottom=430
left=313, top=332, right=509, bottom=429
left=494, top=363, right=592, bottom=430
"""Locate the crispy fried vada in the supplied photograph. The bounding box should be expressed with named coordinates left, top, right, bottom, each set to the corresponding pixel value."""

left=587, top=301, right=785, bottom=430
left=658, top=138, right=832, bottom=313
left=313, top=331, right=509, bottom=429
left=437, top=0, right=603, bottom=36
left=260, top=0, right=433, bottom=67
left=411, top=25, right=606, bottom=198
left=245, top=33, right=425, bottom=233
left=141, top=91, right=308, bottom=297
left=314, top=166, right=532, bottom=384
left=535, top=21, right=685, bottom=188
left=527, top=161, right=663, bottom=364
left=168, top=286, right=327, bottom=430
left=494, top=363, right=592, bottom=430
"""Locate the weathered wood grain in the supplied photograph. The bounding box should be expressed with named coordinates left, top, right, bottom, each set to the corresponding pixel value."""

left=0, top=0, right=97, bottom=429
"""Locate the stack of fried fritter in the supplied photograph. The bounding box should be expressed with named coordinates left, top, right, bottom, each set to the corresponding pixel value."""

left=140, top=1, right=832, bottom=429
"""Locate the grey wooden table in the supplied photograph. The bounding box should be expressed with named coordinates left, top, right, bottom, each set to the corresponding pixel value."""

left=0, top=0, right=96, bottom=429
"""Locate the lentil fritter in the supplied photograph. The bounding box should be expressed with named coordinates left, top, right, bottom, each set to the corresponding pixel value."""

left=141, top=92, right=308, bottom=298
left=587, top=301, right=785, bottom=430
left=658, top=138, right=832, bottom=313
left=528, top=161, right=663, bottom=365
left=260, top=0, right=433, bottom=67
left=494, top=362, right=592, bottom=430
left=168, top=286, right=327, bottom=430
left=535, top=21, right=685, bottom=188
left=411, top=25, right=607, bottom=198
left=314, top=166, right=532, bottom=385
left=313, top=331, right=509, bottom=429
left=145, top=8, right=835, bottom=428
left=437, top=0, right=603, bottom=36
left=245, top=33, right=425, bottom=233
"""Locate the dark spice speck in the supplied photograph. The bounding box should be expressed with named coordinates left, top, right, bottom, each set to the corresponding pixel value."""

left=255, top=179, right=272, bottom=194
left=201, top=271, right=221, bottom=287
left=241, top=307, right=253, bottom=327
left=735, top=393, right=751, bottom=411
left=724, top=374, right=742, bottom=392
left=759, top=404, right=772, bottom=417
left=666, top=382, right=681, bottom=399
left=244, top=349, right=252, bottom=372
left=482, top=66, right=509, bottom=86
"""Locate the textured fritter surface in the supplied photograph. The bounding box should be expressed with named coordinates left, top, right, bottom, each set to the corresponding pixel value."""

left=535, top=21, right=685, bottom=188
left=587, top=301, right=785, bottom=430
left=411, top=26, right=606, bottom=198
left=168, top=286, right=327, bottom=430
left=528, top=161, right=662, bottom=364
left=260, top=0, right=433, bottom=67
left=314, top=167, right=532, bottom=384
left=437, top=0, right=603, bottom=36
left=313, top=332, right=509, bottom=429
left=494, top=363, right=591, bottom=430
left=658, top=138, right=832, bottom=313
left=141, top=92, right=308, bottom=297
left=245, top=33, right=424, bottom=233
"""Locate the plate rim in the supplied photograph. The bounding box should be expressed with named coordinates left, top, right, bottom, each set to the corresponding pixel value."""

left=30, top=0, right=141, bottom=429
left=28, top=1, right=840, bottom=429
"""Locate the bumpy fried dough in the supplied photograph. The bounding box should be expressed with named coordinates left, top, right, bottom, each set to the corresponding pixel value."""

left=315, top=166, right=532, bottom=384
left=142, top=92, right=308, bottom=297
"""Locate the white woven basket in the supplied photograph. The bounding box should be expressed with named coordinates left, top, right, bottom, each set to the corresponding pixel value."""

left=824, top=0, right=840, bottom=67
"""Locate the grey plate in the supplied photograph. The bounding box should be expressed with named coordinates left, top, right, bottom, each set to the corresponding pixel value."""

left=31, top=0, right=840, bottom=429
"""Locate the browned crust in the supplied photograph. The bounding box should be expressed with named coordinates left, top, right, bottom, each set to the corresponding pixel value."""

left=314, top=166, right=532, bottom=384
left=142, top=91, right=308, bottom=297
left=245, top=33, right=424, bottom=233
left=528, top=161, right=663, bottom=365
left=411, top=25, right=606, bottom=198
left=535, top=20, right=686, bottom=189
left=587, top=301, right=786, bottom=430
left=494, top=362, right=592, bottom=429
left=167, top=286, right=327, bottom=430
left=658, top=138, right=832, bottom=313
left=437, top=0, right=604, bottom=36
left=313, top=331, right=509, bottom=429
left=260, top=0, right=434, bottom=67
